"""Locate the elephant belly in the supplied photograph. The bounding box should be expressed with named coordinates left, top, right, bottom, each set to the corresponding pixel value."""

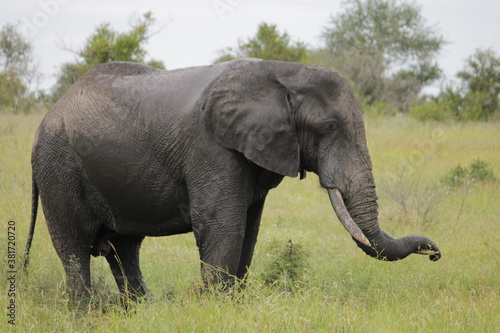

left=78, top=146, right=194, bottom=236
left=106, top=197, right=193, bottom=237
left=115, top=214, right=193, bottom=236
left=87, top=171, right=193, bottom=237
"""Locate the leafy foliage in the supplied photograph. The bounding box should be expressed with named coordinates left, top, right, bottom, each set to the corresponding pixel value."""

left=320, top=0, right=445, bottom=111
left=456, top=48, right=500, bottom=118
left=214, top=23, right=307, bottom=63
left=0, top=23, right=32, bottom=73
left=260, top=239, right=309, bottom=291
left=0, top=23, right=39, bottom=112
left=411, top=49, right=499, bottom=122
left=441, top=159, right=496, bottom=188
left=52, top=12, right=165, bottom=102
left=409, top=98, right=450, bottom=121
left=361, top=100, right=399, bottom=116
left=0, top=71, right=27, bottom=110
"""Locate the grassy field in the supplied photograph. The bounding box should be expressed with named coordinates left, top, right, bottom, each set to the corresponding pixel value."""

left=1, top=113, right=499, bottom=332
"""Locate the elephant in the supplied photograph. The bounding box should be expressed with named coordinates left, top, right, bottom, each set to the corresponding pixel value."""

left=23, top=58, right=441, bottom=303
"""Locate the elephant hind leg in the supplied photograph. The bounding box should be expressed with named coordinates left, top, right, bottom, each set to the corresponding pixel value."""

left=49, top=234, right=93, bottom=305
left=42, top=202, right=96, bottom=305
left=105, top=235, right=149, bottom=301
left=64, top=252, right=91, bottom=304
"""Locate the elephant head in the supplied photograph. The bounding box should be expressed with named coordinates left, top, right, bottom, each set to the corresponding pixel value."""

left=205, top=59, right=441, bottom=262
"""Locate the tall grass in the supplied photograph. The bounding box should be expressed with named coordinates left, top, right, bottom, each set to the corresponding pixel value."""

left=1, top=114, right=499, bottom=332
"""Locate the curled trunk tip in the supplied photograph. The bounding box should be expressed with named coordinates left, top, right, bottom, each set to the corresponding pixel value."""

left=417, top=244, right=441, bottom=261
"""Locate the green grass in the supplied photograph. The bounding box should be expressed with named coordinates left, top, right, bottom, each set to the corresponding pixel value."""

left=1, top=114, right=499, bottom=332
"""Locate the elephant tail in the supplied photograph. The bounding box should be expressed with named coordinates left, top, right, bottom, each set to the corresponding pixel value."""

left=22, top=176, right=38, bottom=272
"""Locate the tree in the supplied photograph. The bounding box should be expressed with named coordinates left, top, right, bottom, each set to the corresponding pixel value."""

left=320, top=0, right=445, bottom=110
left=0, top=23, right=39, bottom=112
left=0, top=23, right=31, bottom=73
left=410, top=49, right=500, bottom=121
left=456, top=48, right=500, bottom=117
left=0, top=71, right=27, bottom=110
left=52, top=12, right=165, bottom=101
left=214, top=23, right=307, bottom=63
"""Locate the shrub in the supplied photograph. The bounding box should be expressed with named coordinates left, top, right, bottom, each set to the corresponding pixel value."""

left=441, top=159, right=496, bottom=188
left=410, top=87, right=496, bottom=122
left=468, top=159, right=496, bottom=181
left=260, top=239, right=309, bottom=291
left=456, top=91, right=493, bottom=121
left=440, top=165, right=468, bottom=187
left=361, top=101, right=399, bottom=116
left=409, top=100, right=450, bottom=121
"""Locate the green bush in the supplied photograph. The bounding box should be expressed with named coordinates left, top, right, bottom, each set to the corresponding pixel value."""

left=409, top=100, right=450, bottom=121
left=260, top=239, right=309, bottom=291
left=456, top=91, right=493, bottom=121
left=441, top=159, right=496, bottom=187
left=440, top=165, right=467, bottom=187
left=468, top=159, right=496, bottom=181
left=361, top=101, right=398, bottom=116
left=0, top=71, right=38, bottom=113
left=410, top=91, right=497, bottom=122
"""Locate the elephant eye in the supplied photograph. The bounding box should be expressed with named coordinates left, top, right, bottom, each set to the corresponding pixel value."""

left=323, top=120, right=338, bottom=133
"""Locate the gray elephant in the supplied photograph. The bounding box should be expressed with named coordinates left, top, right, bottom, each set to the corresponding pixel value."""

left=24, top=59, right=440, bottom=302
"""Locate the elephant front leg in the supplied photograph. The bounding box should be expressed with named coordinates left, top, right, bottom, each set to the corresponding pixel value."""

left=191, top=205, right=246, bottom=289
left=237, top=198, right=266, bottom=280
left=198, top=231, right=245, bottom=289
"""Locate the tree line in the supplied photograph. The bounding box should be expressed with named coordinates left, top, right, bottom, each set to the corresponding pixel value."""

left=1, top=1, right=499, bottom=121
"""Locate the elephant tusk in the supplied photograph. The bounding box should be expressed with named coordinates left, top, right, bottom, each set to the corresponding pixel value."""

left=328, top=189, right=372, bottom=248
left=416, top=249, right=440, bottom=255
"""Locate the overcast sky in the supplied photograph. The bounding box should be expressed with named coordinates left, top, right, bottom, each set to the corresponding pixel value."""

left=3, top=0, right=500, bottom=93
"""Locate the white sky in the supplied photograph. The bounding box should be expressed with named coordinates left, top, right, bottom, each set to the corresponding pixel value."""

left=3, top=0, right=500, bottom=93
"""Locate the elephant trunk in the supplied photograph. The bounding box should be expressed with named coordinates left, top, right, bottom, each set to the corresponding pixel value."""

left=327, top=188, right=441, bottom=261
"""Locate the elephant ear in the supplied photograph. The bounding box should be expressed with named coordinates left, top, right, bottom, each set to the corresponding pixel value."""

left=205, top=61, right=300, bottom=177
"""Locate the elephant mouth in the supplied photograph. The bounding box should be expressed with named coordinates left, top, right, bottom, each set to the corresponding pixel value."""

left=328, top=188, right=372, bottom=247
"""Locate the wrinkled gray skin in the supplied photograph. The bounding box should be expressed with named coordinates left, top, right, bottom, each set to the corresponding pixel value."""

left=25, top=59, right=441, bottom=302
